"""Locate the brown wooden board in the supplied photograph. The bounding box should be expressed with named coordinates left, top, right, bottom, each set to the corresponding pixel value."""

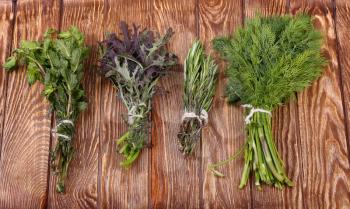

left=0, top=1, right=13, bottom=158
left=244, top=0, right=305, bottom=208
left=336, top=0, right=350, bottom=161
left=290, top=0, right=350, bottom=208
left=0, top=0, right=60, bottom=208
left=47, top=0, right=104, bottom=208
left=0, top=0, right=349, bottom=208
left=99, top=0, right=151, bottom=208
left=198, top=0, right=253, bottom=208
left=150, top=0, right=200, bottom=208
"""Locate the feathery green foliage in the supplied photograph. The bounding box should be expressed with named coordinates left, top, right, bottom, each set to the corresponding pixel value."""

left=210, top=14, right=326, bottom=188
left=178, top=40, right=218, bottom=154
left=3, top=27, right=89, bottom=193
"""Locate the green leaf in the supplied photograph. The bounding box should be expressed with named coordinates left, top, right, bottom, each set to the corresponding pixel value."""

left=69, top=26, right=85, bottom=45
left=71, top=48, right=81, bottom=70
left=77, top=101, right=87, bottom=112
left=47, top=50, right=61, bottom=68
left=43, top=38, right=51, bottom=54
left=3, top=56, right=17, bottom=70
left=20, top=40, right=41, bottom=50
left=58, top=31, right=72, bottom=39
left=27, top=62, right=41, bottom=85
left=68, top=74, right=78, bottom=89
left=44, top=28, right=56, bottom=39
left=104, top=70, right=118, bottom=78
left=44, top=84, right=55, bottom=97
left=55, top=39, right=71, bottom=58
left=115, top=57, right=131, bottom=81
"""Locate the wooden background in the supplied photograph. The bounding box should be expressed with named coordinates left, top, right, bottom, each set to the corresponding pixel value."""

left=0, top=0, right=349, bottom=208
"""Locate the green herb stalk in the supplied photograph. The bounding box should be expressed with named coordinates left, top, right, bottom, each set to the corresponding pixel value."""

left=3, top=27, right=88, bottom=193
left=178, top=40, right=218, bottom=155
left=210, top=14, right=327, bottom=188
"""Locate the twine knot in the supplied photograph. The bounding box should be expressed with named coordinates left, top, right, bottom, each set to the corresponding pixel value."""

left=181, top=109, right=208, bottom=126
left=242, top=104, right=271, bottom=124
left=52, top=119, right=74, bottom=141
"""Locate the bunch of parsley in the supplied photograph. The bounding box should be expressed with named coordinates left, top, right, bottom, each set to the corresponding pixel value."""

left=178, top=40, right=218, bottom=155
left=4, top=27, right=88, bottom=193
left=210, top=14, right=326, bottom=188
left=99, top=22, right=177, bottom=167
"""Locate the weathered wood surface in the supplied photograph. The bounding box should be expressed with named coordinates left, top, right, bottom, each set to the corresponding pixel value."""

left=0, top=0, right=59, bottom=208
left=291, top=1, right=350, bottom=208
left=0, top=0, right=349, bottom=208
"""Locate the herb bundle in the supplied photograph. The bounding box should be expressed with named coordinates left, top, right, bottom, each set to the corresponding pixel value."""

left=3, top=27, right=88, bottom=193
left=99, top=22, right=177, bottom=167
left=210, top=14, right=326, bottom=188
left=178, top=40, right=218, bottom=155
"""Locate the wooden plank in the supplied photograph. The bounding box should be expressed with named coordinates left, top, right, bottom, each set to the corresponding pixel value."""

left=99, top=0, right=151, bottom=208
left=0, top=0, right=60, bottom=208
left=244, top=1, right=305, bottom=209
left=0, top=1, right=14, bottom=157
left=335, top=0, right=350, bottom=160
left=290, top=1, right=350, bottom=208
left=47, top=0, right=103, bottom=208
left=150, top=0, right=200, bottom=208
left=198, top=0, right=252, bottom=208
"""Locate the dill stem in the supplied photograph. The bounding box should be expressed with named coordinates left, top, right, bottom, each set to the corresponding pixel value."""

left=239, top=145, right=252, bottom=188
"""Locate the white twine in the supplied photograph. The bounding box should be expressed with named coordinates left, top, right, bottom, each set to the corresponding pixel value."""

left=56, top=119, right=74, bottom=128
left=181, top=109, right=209, bottom=126
left=127, top=103, right=147, bottom=125
left=51, top=119, right=74, bottom=141
left=242, top=104, right=271, bottom=124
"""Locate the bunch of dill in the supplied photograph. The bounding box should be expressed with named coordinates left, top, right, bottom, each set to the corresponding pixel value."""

left=210, top=14, right=327, bottom=188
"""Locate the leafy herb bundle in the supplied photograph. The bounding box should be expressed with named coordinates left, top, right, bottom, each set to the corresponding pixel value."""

left=210, top=14, right=326, bottom=188
left=99, top=22, right=177, bottom=167
left=178, top=40, right=218, bottom=155
left=4, top=27, right=89, bottom=193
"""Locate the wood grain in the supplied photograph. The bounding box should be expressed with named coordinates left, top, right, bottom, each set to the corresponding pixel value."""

left=198, top=0, right=252, bottom=208
left=151, top=0, right=200, bottom=208
left=290, top=1, right=350, bottom=208
left=0, top=1, right=349, bottom=208
left=335, top=0, right=350, bottom=161
left=47, top=0, right=103, bottom=208
left=0, top=1, right=14, bottom=158
left=244, top=1, right=305, bottom=209
left=0, top=0, right=60, bottom=208
left=99, top=0, right=151, bottom=208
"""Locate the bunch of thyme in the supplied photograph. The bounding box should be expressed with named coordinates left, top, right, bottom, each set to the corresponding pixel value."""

left=99, top=22, right=177, bottom=167
left=178, top=40, right=218, bottom=155
left=210, top=14, right=327, bottom=188
left=3, top=27, right=89, bottom=192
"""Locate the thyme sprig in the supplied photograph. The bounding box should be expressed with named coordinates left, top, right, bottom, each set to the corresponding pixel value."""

left=3, top=27, right=89, bottom=193
left=178, top=40, right=218, bottom=155
left=99, top=22, right=177, bottom=167
left=211, top=14, right=327, bottom=189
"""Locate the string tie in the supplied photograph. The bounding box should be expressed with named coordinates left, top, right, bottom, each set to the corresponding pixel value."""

left=181, top=109, right=208, bottom=126
left=52, top=119, right=74, bottom=141
left=242, top=104, right=271, bottom=124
